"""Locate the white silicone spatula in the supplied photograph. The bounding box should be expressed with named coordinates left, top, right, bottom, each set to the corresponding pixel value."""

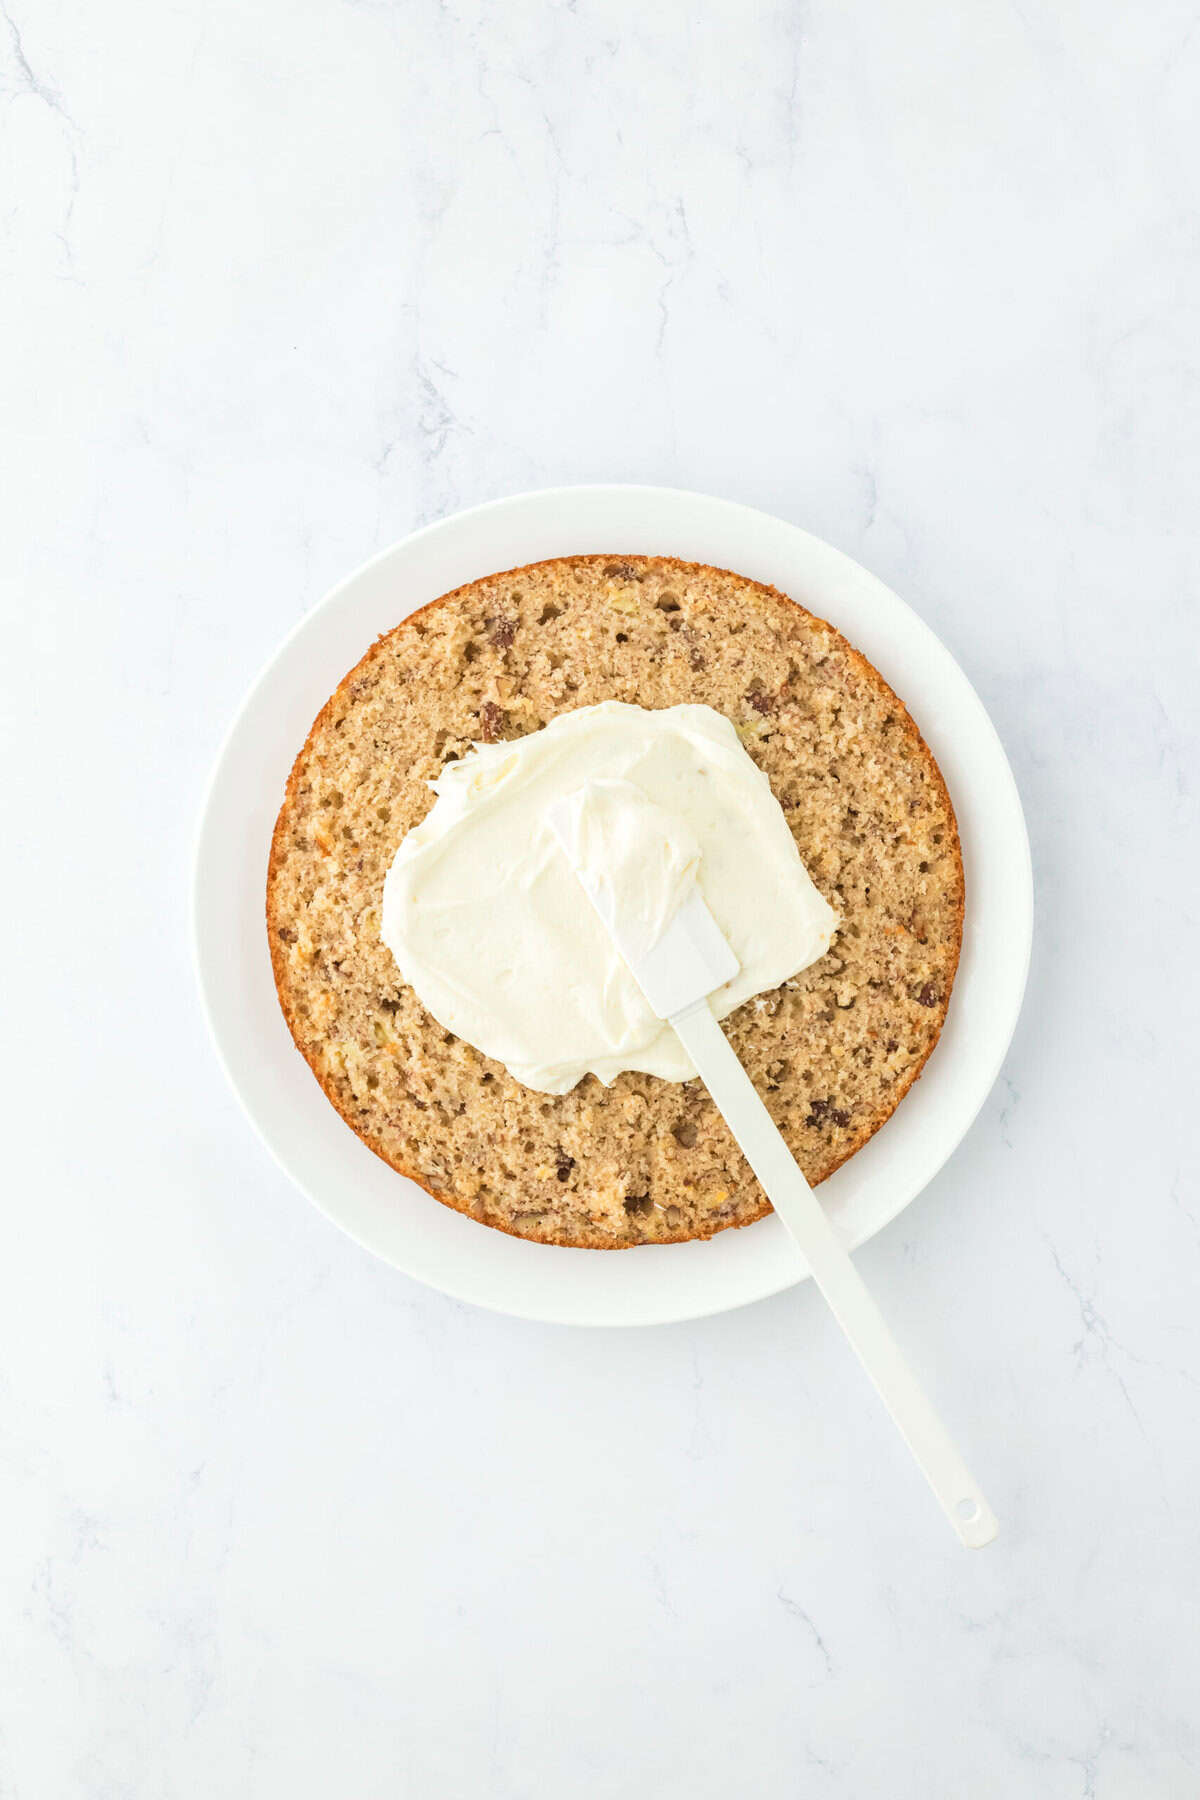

left=547, top=798, right=998, bottom=1549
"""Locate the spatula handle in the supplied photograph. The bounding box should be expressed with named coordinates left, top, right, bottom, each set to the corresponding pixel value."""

left=671, top=999, right=998, bottom=1548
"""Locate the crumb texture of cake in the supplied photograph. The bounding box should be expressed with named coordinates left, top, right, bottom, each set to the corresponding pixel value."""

left=267, top=554, right=964, bottom=1248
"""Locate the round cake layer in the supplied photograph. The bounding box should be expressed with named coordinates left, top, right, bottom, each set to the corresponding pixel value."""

left=267, top=555, right=963, bottom=1247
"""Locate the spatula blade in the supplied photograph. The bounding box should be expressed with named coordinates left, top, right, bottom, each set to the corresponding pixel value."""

left=546, top=800, right=740, bottom=1018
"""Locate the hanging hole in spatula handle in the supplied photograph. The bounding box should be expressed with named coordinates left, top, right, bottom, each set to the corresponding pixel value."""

left=947, top=1486, right=997, bottom=1548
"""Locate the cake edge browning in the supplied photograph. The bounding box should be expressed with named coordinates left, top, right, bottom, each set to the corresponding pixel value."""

left=266, top=553, right=964, bottom=1248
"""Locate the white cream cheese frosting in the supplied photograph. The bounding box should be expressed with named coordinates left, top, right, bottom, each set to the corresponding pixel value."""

left=381, top=701, right=838, bottom=1095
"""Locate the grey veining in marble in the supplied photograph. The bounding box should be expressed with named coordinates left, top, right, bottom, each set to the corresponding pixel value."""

left=2, top=0, right=1199, bottom=1794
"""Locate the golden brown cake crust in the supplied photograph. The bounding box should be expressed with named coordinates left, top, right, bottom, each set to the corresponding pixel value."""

left=267, top=554, right=963, bottom=1248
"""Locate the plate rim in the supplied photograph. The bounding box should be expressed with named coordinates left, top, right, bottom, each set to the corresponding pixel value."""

left=192, top=483, right=1033, bottom=1327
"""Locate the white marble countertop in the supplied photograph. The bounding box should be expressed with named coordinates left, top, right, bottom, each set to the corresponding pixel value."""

left=4, top=1, right=1198, bottom=1793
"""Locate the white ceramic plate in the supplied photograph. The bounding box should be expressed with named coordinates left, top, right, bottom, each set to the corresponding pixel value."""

left=194, top=485, right=1031, bottom=1327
